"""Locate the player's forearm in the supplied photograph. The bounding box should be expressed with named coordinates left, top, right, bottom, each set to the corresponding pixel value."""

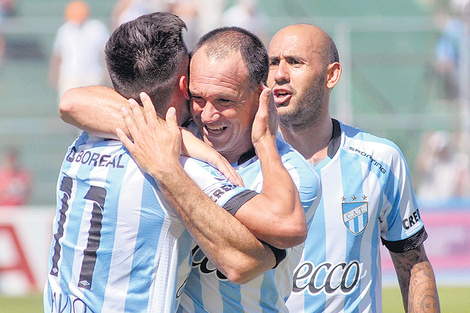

left=391, top=246, right=440, bottom=313
left=60, top=86, right=127, bottom=139
left=235, top=137, right=307, bottom=249
left=180, top=129, right=243, bottom=186
left=408, top=261, right=440, bottom=313
left=153, top=163, right=276, bottom=284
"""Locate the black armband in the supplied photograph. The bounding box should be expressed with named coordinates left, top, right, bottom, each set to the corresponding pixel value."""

left=261, top=241, right=287, bottom=268
left=381, top=227, right=428, bottom=253
left=223, top=190, right=258, bottom=215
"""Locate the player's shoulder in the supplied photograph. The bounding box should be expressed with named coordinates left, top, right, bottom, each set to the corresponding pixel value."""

left=276, top=134, right=314, bottom=166
left=180, top=156, right=214, bottom=171
left=180, top=156, right=232, bottom=184
left=276, top=134, right=320, bottom=187
left=66, top=133, right=134, bottom=166
left=73, top=133, right=123, bottom=150
left=340, top=122, right=405, bottom=160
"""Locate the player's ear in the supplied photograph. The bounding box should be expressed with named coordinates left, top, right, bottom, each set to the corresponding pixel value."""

left=179, top=75, right=190, bottom=100
left=326, top=62, right=341, bottom=89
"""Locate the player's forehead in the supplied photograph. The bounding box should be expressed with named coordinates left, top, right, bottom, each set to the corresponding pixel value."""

left=189, top=50, right=250, bottom=97
left=269, top=25, right=322, bottom=60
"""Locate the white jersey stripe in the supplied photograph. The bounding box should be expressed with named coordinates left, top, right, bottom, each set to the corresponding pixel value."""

left=102, top=161, right=142, bottom=312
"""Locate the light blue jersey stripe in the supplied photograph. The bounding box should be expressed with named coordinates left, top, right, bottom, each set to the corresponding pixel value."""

left=124, top=176, right=164, bottom=311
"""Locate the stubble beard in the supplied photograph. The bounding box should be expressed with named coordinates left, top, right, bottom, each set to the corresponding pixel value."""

left=279, top=74, right=326, bottom=133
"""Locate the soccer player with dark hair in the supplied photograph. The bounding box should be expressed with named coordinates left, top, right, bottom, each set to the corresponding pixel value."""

left=58, top=24, right=321, bottom=312
left=44, top=13, right=303, bottom=312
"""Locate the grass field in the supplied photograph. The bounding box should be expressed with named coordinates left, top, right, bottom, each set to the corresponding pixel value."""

left=1, top=287, right=469, bottom=312
left=382, top=286, right=470, bottom=313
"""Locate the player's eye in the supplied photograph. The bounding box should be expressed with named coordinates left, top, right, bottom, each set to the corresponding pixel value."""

left=217, top=99, right=232, bottom=107
left=269, top=59, right=280, bottom=66
left=288, top=58, right=301, bottom=65
left=191, top=95, right=206, bottom=106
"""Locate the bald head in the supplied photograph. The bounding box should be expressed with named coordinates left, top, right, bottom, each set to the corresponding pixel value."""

left=270, top=24, right=338, bottom=66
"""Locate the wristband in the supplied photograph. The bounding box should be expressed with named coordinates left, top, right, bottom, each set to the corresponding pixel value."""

left=261, top=241, right=287, bottom=268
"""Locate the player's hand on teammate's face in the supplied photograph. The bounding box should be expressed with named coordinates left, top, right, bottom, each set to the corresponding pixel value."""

left=116, top=92, right=182, bottom=176
left=251, top=86, right=279, bottom=149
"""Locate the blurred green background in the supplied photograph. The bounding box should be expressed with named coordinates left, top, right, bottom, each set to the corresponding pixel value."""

left=1, top=0, right=463, bottom=205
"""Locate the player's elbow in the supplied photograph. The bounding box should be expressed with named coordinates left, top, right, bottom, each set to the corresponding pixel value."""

left=221, top=250, right=276, bottom=284
left=290, top=226, right=308, bottom=247
left=267, top=201, right=308, bottom=249
left=224, top=270, right=255, bottom=285
left=59, top=88, right=80, bottom=124
left=223, top=261, right=273, bottom=285
left=254, top=224, right=307, bottom=250
left=266, top=211, right=308, bottom=249
left=271, top=224, right=307, bottom=249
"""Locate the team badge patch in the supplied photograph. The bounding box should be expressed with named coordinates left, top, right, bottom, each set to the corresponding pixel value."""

left=342, top=201, right=368, bottom=234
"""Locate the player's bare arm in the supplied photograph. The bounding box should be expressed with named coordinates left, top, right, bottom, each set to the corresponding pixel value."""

left=60, top=86, right=127, bottom=139
left=233, top=87, right=307, bottom=249
left=390, top=244, right=440, bottom=313
left=60, top=86, right=243, bottom=185
left=180, top=128, right=244, bottom=186
left=117, top=92, right=276, bottom=284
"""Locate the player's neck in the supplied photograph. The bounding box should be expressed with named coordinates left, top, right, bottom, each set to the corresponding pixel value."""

left=280, top=117, right=333, bottom=166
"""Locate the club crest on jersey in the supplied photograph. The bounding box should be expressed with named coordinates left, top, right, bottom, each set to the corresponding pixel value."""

left=342, top=197, right=368, bottom=234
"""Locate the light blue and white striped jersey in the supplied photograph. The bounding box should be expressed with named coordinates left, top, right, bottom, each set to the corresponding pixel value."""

left=44, top=133, right=253, bottom=313
left=285, top=120, right=428, bottom=313
left=179, top=135, right=321, bottom=313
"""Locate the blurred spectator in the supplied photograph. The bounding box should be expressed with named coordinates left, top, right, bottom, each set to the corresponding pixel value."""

left=433, top=8, right=464, bottom=100
left=222, top=0, right=269, bottom=45
left=0, top=33, right=4, bottom=67
left=112, top=0, right=225, bottom=50
left=169, top=0, right=224, bottom=49
left=433, top=0, right=470, bottom=102
left=49, top=1, right=110, bottom=103
left=0, top=147, right=32, bottom=207
left=196, top=0, right=225, bottom=37
left=0, top=0, right=16, bottom=19
left=0, top=0, right=16, bottom=68
left=111, top=0, right=169, bottom=29
left=168, top=0, right=199, bottom=49
left=416, top=130, right=470, bottom=199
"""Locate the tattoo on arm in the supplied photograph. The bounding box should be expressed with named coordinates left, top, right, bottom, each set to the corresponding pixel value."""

left=390, top=244, right=440, bottom=313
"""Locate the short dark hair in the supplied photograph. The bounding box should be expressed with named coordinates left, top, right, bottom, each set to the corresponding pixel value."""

left=105, top=12, right=188, bottom=106
left=191, top=27, right=268, bottom=90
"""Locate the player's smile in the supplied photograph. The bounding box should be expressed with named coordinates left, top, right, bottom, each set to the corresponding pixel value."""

left=204, top=124, right=228, bottom=136
left=201, top=122, right=231, bottom=145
